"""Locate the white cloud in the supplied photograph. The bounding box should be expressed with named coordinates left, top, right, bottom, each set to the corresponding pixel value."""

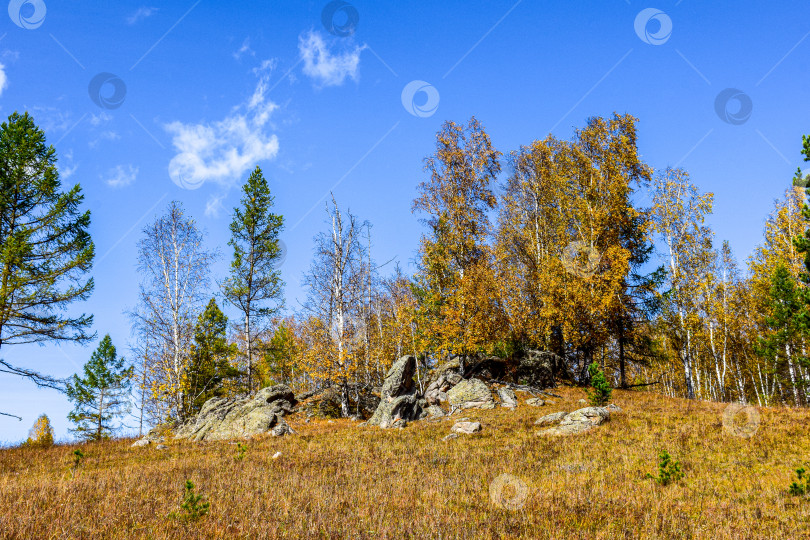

left=164, top=63, right=279, bottom=190
left=104, top=164, right=138, bottom=188
left=59, top=150, right=78, bottom=180
left=204, top=193, right=226, bottom=218
left=89, top=112, right=111, bottom=127
left=0, top=63, right=7, bottom=97
left=127, top=7, right=157, bottom=25
left=233, top=38, right=255, bottom=61
left=298, top=31, right=364, bottom=87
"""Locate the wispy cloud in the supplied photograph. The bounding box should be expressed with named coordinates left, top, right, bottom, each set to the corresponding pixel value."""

left=127, top=7, right=158, bottom=25
left=0, top=63, right=7, bottom=97
left=164, top=62, right=280, bottom=189
left=59, top=150, right=78, bottom=180
left=233, top=38, right=255, bottom=61
left=104, top=164, right=138, bottom=188
left=298, top=30, right=364, bottom=87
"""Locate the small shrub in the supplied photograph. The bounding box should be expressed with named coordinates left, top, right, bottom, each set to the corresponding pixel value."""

left=788, top=466, right=809, bottom=496
left=168, top=480, right=210, bottom=522
left=587, top=362, right=612, bottom=406
left=24, top=414, right=54, bottom=448
left=646, top=449, right=684, bottom=486
left=70, top=449, right=84, bottom=479
left=235, top=442, right=247, bottom=461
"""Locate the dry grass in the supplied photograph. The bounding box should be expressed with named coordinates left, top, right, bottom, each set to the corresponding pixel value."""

left=1, top=387, right=809, bottom=539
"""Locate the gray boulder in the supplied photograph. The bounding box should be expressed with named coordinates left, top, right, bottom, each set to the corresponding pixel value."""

left=537, top=406, right=610, bottom=436
left=534, top=411, right=567, bottom=426
left=525, top=398, right=545, bottom=407
left=451, top=421, right=482, bottom=434
left=447, top=378, right=495, bottom=410
left=367, top=357, right=423, bottom=428
left=424, top=359, right=463, bottom=405
left=174, top=384, right=297, bottom=442
left=606, top=403, right=622, bottom=413
left=497, top=387, right=518, bottom=409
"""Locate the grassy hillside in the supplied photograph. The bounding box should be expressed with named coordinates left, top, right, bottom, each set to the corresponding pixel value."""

left=1, top=387, right=809, bottom=539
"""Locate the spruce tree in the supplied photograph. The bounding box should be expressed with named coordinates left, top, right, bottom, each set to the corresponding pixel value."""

left=587, top=361, right=612, bottom=406
left=182, top=298, right=239, bottom=416
left=223, top=167, right=284, bottom=395
left=66, top=335, right=132, bottom=441
left=0, top=112, right=95, bottom=388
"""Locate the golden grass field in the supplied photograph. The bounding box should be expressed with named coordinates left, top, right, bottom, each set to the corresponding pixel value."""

left=1, top=387, right=809, bottom=539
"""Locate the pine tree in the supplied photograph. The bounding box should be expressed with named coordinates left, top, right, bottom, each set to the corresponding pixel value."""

left=0, top=112, right=95, bottom=388
left=182, top=298, right=240, bottom=416
left=223, top=167, right=285, bottom=396
left=66, top=335, right=132, bottom=441
left=587, top=361, right=612, bottom=406
left=24, top=413, right=54, bottom=447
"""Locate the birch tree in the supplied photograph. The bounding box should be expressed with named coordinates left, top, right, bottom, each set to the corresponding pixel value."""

left=133, top=202, right=215, bottom=422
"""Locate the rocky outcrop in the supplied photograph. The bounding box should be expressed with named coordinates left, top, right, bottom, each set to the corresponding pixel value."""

left=536, top=407, right=610, bottom=436
left=514, top=350, right=559, bottom=388
left=534, top=411, right=567, bottom=426
left=173, top=384, right=297, bottom=442
left=424, top=359, right=462, bottom=405
left=525, top=398, right=545, bottom=407
left=447, top=378, right=495, bottom=410
left=368, top=356, right=424, bottom=427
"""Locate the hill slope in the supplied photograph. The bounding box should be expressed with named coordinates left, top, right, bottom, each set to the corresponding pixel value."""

left=1, top=387, right=809, bottom=539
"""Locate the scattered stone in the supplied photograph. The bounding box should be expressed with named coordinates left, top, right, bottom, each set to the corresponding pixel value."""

left=578, top=399, right=587, bottom=404
left=525, top=398, right=545, bottom=407
left=271, top=421, right=294, bottom=437
left=537, top=407, right=610, bottom=436
left=155, top=444, right=168, bottom=450
left=451, top=421, right=482, bottom=435
left=272, top=451, right=282, bottom=459
left=606, top=403, right=622, bottom=413
left=443, top=433, right=459, bottom=441
left=545, top=400, right=556, bottom=405
left=447, top=378, right=495, bottom=410
left=130, top=438, right=151, bottom=448
left=497, top=387, right=518, bottom=409
left=174, top=384, right=297, bottom=442
left=534, top=411, right=568, bottom=426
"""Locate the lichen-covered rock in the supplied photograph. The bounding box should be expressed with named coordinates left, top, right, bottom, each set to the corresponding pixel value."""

left=381, top=355, right=416, bottom=400
left=537, top=407, right=610, bottom=436
left=425, top=405, right=446, bottom=418
left=525, top=398, right=545, bottom=407
left=369, top=393, right=422, bottom=428
left=451, top=421, right=482, bottom=434
left=447, top=378, right=495, bottom=410
left=606, top=403, right=622, bottom=413
left=497, top=387, right=518, bottom=409
left=534, top=411, right=567, bottom=426
left=174, top=384, right=297, bottom=442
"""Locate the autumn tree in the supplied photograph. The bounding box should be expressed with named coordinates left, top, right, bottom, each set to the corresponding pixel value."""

left=651, top=167, right=715, bottom=399
left=412, top=117, right=504, bottom=371
left=133, top=202, right=216, bottom=422
left=0, top=112, right=95, bottom=390
left=24, top=413, right=54, bottom=447
left=66, top=335, right=133, bottom=441
left=256, top=319, right=298, bottom=388
left=223, top=167, right=284, bottom=395
left=302, top=195, right=370, bottom=415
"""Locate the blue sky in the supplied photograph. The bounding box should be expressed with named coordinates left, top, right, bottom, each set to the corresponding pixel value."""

left=0, top=0, right=808, bottom=443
